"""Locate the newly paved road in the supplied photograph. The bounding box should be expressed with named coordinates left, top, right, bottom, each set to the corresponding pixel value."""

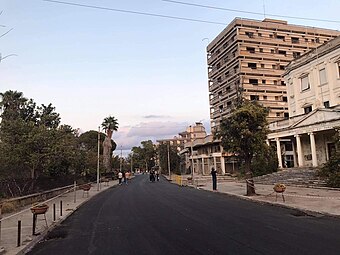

left=28, top=175, right=340, bottom=255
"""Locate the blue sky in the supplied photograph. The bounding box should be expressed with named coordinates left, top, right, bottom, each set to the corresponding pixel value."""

left=1, top=0, right=340, bottom=154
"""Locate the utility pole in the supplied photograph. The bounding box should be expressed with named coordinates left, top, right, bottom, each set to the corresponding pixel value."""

left=120, top=146, right=123, bottom=172
left=167, top=142, right=171, bottom=179
left=130, top=152, right=133, bottom=173
left=97, top=126, right=100, bottom=191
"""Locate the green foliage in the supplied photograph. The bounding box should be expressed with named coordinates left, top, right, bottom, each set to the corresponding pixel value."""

left=319, top=129, right=340, bottom=187
left=216, top=100, right=270, bottom=175
left=251, top=145, right=278, bottom=177
left=158, top=143, right=181, bottom=174
left=101, top=116, right=118, bottom=137
left=131, top=140, right=156, bottom=171
left=0, top=90, right=115, bottom=197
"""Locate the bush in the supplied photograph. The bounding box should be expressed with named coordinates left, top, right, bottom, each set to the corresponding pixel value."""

left=251, top=145, right=278, bottom=177
left=319, top=156, right=340, bottom=188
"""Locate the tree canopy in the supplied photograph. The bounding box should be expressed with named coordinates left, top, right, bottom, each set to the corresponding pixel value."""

left=216, top=100, right=271, bottom=195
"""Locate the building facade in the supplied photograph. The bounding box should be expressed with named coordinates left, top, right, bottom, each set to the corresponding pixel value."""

left=268, top=36, right=340, bottom=168
left=207, top=18, right=340, bottom=131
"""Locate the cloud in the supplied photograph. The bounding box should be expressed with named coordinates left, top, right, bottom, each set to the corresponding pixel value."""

left=112, top=121, right=189, bottom=152
left=143, top=115, right=170, bottom=119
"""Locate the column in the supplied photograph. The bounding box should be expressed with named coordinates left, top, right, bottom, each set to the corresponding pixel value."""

left=276, top=138, right=283, bottom=168
left=309, top=132, right=318, bottom=167
left=295, top=134, right=304, bottom=167
left=220, top=155, right=226, bottom=175
left=201, top=158, right=205, bottom=175
left=266, top=139, right=270, bottom=146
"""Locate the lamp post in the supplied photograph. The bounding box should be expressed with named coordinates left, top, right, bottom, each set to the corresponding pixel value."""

left=97, top=126, right=100, bottom=191
left=167, top=142, right=171, bottom=180
left=191, top=138, right=194, bottom=180
left=120, top=145, right=123, bottom=173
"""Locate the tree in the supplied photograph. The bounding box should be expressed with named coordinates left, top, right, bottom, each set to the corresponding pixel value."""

left=101, top=116, right=118, bottom=172
left=215, top=100, right=270, bottom=195
left=131, top=140, right=156, bottom=172
left=319, top=128, right=340, bottom=187
left=158, top=143, right=181, bottom=174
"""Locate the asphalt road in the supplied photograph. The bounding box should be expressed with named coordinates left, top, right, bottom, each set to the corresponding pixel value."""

left=28, top=175, right=340, bottom=255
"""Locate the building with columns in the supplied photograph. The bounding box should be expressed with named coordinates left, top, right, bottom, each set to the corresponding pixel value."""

left=268, top=36, right=340, bottom=168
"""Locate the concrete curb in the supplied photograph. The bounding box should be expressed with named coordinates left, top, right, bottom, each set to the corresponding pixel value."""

left=17, top=184, right=117, bottom=255
left=197, top=187, right=340, bottom=219
left=166, top=179, right=340, bottom=220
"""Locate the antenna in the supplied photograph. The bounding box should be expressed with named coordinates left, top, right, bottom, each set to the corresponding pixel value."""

left=263, top=0, right=266, bottom=19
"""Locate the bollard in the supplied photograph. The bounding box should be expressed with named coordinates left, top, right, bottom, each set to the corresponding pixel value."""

left=17, top=220, right=21, bottom=247
left=73, top=181, right=77, bottom=203
left=60, top=201, right=63, bottom=217
left=53, top=203, right=56, bottom=221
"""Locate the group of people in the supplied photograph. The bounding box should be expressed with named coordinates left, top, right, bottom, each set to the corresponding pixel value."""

left=149, top=170, right=160, bottom=182
left=118, top=171, right=130, bottom=185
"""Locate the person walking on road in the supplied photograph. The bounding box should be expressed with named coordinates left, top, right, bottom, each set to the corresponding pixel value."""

left=125, top=171, right=130, bottom=184
left=211, top=167, right=217, bottom=191
left=118, top=171, right=123, bottom=185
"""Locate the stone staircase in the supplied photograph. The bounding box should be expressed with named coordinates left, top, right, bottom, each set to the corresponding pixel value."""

left=253, top=167, right=327, bottom=187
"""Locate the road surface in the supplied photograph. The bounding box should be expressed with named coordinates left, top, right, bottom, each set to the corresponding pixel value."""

left=28, top=175, right=340, bottom=255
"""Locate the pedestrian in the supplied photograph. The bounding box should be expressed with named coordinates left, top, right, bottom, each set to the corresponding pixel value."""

left=123, top=171, right=126, bottom=183
left=125, top=171, right=130, bottom=184
left=211, top=167, right=217, bottom=191
left=156, top=170, right=160, bottom=181
left=118, top=171, right=123, bottom=185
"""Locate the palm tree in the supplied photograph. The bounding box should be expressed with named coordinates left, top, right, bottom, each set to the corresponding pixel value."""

left=101, top=116, right=119, bottom=172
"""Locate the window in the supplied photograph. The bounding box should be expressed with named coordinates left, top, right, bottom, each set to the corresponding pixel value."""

left=283, top=96, right=288, bottom=102
left=304, top=105, right=312, bottom=114
left=246, top=47, right=255, bottom=53
left=248, top=63, right=257, bottom=69
left=301, top=75, right=310, bottom=91
left=261, top=64, right=265, bottom=68
left=324, top=101, right=330, bottom=108
left=259, top=48, right=263, bottom=52
left=249, top=79, right=258, bottom=85
left=276, top=35, right=285, bottom=40
left=258, top=33, right=262, bottom=37
left=276, top=113, right=281, bottom=117
left=281, top=81, right=286, bottom=86
left=316, top=38, right=320, bottom=43
left=291, top=37, right=299, bottom=43
left=319, top=68, right=327, bottom=84
left=250, top=95, right=259, bottom=101
left=278, top=50, right=286, bottom=56
left=219, top=105, right=223, bottom=113
left=262, top=79, right=266, bottom=84
left=217, top=77, right=222, bottom=83
left=245, top=32, right=254, bottom=38
left=218, top=91, right=222, bottom=99
left=217, top=63, right=221, bottom=69
left=272, top=64, right=277, bottom=69
left=280, top=65, right=285, bottom=70
left=226, top=86, right=231, bottom=92
left=274, top=80, right=278, bottom=85
left=284, top=112, right=289, bottom=118
left=293, top=52, right=301, bottom=58
left=305, top=38, right=308, bottom=42
left=263, top=95, right=267, bottom=100
left=271, top=49, right=275, bottom=53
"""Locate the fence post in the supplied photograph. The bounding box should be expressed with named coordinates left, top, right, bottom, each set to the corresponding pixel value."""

left=53, top=203, right=56, bottom=221
left=17, top=220, right=21, bottom=247
left=73, top=181, right=77, bottom=203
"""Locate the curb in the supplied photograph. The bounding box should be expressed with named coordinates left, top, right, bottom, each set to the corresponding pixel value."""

left=167, top=179, right=340, bottom=220
left=17, top=183, right=117, bottom=255
left=199, top=187, right=340, bottom=219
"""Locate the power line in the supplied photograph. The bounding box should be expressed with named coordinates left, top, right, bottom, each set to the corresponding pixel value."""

left=162, top=0, right=340, bottom=24
left=42, top=0, right=227, bottom=25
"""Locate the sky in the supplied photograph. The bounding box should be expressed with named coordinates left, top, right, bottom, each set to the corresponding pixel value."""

left=1, top=0, right=340, bottom=155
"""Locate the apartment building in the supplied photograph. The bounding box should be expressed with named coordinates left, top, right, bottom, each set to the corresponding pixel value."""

left=268, top=35, right=340, bottom=168
left=207, top=18, right=340, bottom=130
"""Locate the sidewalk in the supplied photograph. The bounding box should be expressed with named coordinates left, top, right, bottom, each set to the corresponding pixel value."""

left=0, top=180, right=118, bottom=255
left=198, top=180, right=340, bottom=217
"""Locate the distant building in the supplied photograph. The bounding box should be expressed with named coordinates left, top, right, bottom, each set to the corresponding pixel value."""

left=207, top=18, right=340, bottom=131
left=157, top=122, right=207, bottom=173
left=268, top=35, right=340, bottom=168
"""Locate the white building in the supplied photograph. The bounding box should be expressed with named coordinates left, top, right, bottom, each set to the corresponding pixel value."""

left=268, top=36, right=340, bottom=168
